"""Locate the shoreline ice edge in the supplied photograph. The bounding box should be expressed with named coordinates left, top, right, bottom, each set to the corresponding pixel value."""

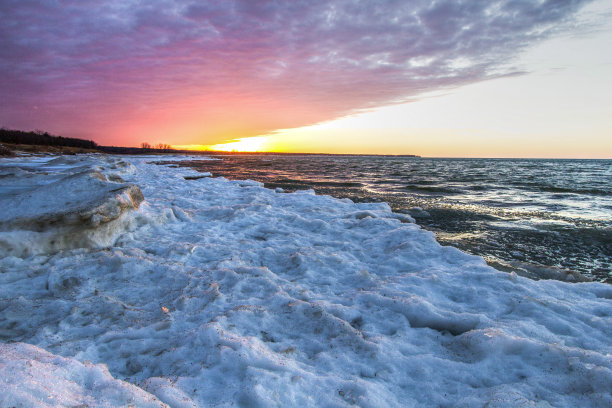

left=1, top=154, right=611, bottom=407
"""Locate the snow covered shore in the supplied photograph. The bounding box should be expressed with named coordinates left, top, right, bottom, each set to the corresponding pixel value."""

left=1, top=154, right=611, bottom=407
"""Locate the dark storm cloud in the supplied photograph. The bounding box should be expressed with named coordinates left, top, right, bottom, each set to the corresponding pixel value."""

left=0, top=0, right=593, bottom=142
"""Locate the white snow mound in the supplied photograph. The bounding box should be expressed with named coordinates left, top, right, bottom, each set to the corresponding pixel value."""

left=0, top=342, right=167, bottom=407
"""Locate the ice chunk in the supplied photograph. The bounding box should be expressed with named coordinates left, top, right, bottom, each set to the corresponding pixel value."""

left=0, top=162, right=143, bottom=257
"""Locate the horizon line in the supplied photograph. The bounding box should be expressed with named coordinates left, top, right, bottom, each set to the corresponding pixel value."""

left=159, top=148, right=612, bottom=160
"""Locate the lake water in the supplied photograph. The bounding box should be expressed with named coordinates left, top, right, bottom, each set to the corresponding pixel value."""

left=181, top=155, right=612, bottom=282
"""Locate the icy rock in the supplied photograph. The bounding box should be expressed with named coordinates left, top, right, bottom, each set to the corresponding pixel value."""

left=184, top=172, right=211, bottom=180
left=408, top=206, right=431, bottom=218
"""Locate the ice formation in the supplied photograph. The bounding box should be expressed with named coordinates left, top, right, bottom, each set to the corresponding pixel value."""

left=0, top=154, right=611, bottom=407
left=0, top=156, right=142, bottom=257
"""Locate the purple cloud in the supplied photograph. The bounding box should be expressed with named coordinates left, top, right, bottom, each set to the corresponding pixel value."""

left=0, top=0, right=593, bottom=145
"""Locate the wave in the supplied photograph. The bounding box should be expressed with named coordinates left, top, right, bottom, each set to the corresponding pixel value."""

left=404, top=184, right=462, bottom=194
left=263, top=178, right=364, bottom=191
left=309, top=180, right=364, bottom=188
left=540, top=186, right=612, bottom=196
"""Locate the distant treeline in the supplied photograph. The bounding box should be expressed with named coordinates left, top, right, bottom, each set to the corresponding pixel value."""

left=0, top=128, right=98, bottom=149
left=0, top=128, right=183, bottom=155
left=98, top=146, right=176, bottom=154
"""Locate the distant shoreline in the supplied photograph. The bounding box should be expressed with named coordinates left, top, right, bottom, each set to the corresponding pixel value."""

left=3, top=128, right=610, bottom=159
left=0, top=141, right=421, bottom=158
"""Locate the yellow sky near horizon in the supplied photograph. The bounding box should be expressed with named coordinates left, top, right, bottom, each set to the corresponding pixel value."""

left=184, top=5, right=612, bottom=159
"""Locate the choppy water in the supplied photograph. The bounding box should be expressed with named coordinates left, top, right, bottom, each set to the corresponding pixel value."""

left=180, top=155, right=611, bottom=282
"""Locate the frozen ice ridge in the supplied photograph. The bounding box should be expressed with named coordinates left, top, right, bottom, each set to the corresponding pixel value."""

left=0, top=154, right=611, bottom=407
left=0, top=155, right=143, bottom=257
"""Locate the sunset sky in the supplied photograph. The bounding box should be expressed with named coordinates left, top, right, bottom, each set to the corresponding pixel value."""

left=1, top=0, right=611, bottom=157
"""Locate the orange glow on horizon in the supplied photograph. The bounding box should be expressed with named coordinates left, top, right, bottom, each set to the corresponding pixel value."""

left=209, top=137, right=267, bottom=152
left=173, top=136, right=274, bottom=153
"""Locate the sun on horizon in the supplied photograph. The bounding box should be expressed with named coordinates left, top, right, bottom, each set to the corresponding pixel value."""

left=173, top=136, right=270, bottom=153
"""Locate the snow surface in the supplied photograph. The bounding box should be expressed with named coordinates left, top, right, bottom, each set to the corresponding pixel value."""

left=0, top=342, right=167, bottom=407
left=1, top=154, right=611, bottom=407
